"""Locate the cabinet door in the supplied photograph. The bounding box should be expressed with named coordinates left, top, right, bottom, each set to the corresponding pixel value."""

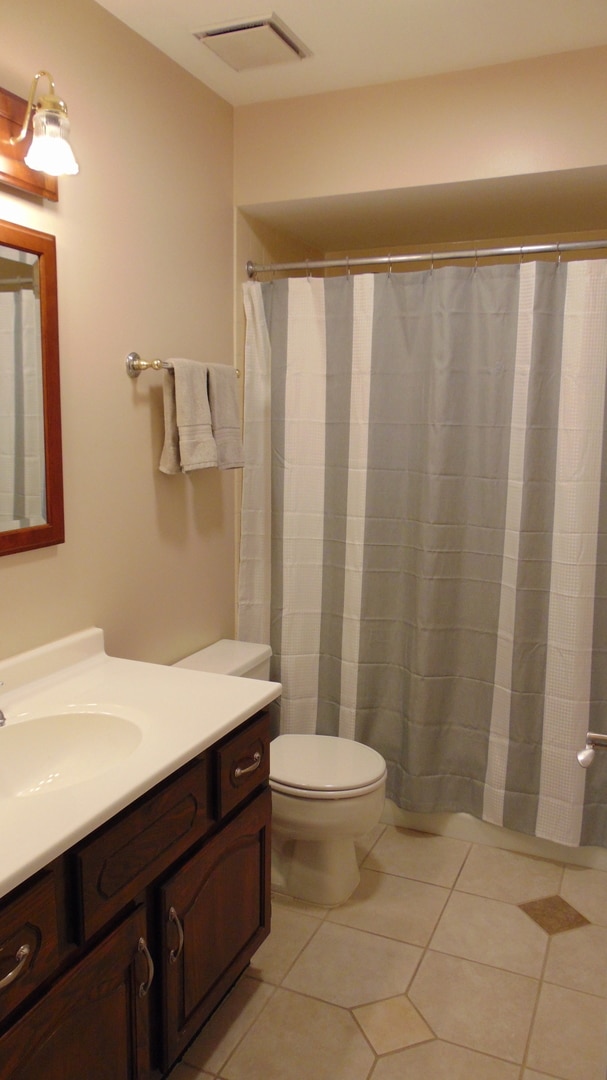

left=160, top=787, right=271, bottom=1069
left=0, top=907, right=152, bottom=1080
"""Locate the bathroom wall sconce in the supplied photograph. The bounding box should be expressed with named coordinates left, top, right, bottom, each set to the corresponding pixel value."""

left=0, top=71, right=78, bottom=201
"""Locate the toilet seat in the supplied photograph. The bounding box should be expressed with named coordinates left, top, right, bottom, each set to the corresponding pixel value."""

left=270, top=734, right=387, bottom=800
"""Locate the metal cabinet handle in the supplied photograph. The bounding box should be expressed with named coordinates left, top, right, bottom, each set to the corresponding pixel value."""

left=0, top=944, right=30, bottom=991
left=168, top=906, right=184, bottom=964
left=234, top=750, right=261, bottom=779
left=137, top=937, right=154, bottom=997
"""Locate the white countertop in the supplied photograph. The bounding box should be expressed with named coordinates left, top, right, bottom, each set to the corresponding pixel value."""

left=0, top=629, right=281, bottom=901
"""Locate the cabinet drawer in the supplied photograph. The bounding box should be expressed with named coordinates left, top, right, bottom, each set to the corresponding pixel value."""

left=216, top=711, right=270, bottom=817
left=0, top=872, right=59, bottom=1024
left=75, top=755, right=212, bottom=940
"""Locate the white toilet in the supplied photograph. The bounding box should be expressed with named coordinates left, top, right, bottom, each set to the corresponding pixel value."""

left=270, top=733, right=386, bottom=906
left=174, top=640, right=387, bottom=907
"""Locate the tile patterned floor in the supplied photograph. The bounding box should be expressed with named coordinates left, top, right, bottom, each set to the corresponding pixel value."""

left=168, top=824, right=607, bottom=1080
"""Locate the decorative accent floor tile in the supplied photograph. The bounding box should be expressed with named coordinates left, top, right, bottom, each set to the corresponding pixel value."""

left=353, top=994, right=433, bottom=1054
left=519, top=894, right=590, bottom=934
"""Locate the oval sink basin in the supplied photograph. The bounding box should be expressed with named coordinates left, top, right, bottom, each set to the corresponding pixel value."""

left=0, top=712, right=142, bottom=797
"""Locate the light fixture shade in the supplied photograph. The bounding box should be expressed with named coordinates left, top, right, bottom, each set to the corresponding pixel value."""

left=24, top=108, right=78, bottom=176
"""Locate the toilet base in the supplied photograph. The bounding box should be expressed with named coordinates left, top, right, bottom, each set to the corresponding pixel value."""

left=270, top=780, right=386, bottom=907
left=271, top=834, right=361, bottom=907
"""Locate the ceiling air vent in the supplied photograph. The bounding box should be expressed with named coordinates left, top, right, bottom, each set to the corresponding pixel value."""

left=193, top=13, right=311, bottom=71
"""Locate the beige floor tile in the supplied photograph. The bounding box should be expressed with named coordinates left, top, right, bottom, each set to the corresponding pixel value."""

left=409, top=950, right=538, bottom=1063
left=184, top=976, right=274, bottom=1075
left=248, top=902, right=321, bottom=984
left=282, top=920, right=422, bottom=1007
left=167, top=1065, right=215, bottom=1079
left=364, top=826, right=470, bottom=886
left=431, top=890, right=548, bottom=976
left=455, top=844, right=563, bottom=903
left=560, top=866, right=607, bottom=927
left=526, top=982, right=607, bottom=1080
left=523, top=1073, right=563, bottom=1079
left=220, top=986, right=374, bottom=1080
left=544, top=923, right=607, bottom=997
left=369, top=1039, right=521, bottom=1079
left=353, top=994, right=433, bottom=1054
left=328, top=866, right=449, bottom=945
left=270, top=889, right=330, bottom=919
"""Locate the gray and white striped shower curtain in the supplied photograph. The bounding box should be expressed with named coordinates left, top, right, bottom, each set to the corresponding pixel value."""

left=239, top=262, right=607, bottom=848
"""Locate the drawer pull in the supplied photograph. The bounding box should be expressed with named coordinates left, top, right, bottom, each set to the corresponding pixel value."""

left=137, top=937, right=154, bottom=997
left=168, top=906, right=184, bottom=964
left=0, top=944, right=30, bottom=991
left=234, top=751, right=261, bottom=779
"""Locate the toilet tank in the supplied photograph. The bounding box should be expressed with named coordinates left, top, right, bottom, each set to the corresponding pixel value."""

left=173, top=639, right=271, bottom=680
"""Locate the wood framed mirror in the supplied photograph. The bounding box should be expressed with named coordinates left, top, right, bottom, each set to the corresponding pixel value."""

left=0, top=219, right=64, bottom=555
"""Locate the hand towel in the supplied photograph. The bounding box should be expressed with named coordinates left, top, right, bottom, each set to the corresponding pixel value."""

left=207, top=364, right=244, bottom=469
left=159, top=358, right=218, bottom=474
left=158, top=369, right=180, bottom=474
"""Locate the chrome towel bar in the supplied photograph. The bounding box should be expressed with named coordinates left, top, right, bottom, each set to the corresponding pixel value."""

left=125, top=352, right=239, bottom=379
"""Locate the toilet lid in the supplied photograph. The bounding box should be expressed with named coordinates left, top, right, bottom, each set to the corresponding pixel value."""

left=270, top=735, right=386, bottom=799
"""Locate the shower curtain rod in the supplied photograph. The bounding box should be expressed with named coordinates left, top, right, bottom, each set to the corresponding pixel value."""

left=246, top=239, right=607, bottom=278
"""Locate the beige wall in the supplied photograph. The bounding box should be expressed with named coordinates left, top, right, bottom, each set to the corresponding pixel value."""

left=234, top=45, right=607, bottom=208
left=0, top=0, right=235, bottom=663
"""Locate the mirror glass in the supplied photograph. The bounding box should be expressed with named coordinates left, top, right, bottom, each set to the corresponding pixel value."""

left=0, top=220, right=63, bottom=556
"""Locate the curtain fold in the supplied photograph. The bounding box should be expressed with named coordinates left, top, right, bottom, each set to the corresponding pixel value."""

left=239, top=262, right=607, bottom=848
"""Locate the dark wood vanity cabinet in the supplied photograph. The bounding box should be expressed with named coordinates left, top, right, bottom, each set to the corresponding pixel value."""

left=0, top=710, right=271, bottom=1080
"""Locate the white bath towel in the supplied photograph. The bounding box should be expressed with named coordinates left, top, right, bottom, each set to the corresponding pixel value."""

left=207, top=364, right=244, bottom=469
left=159, top=358, right=217, bottom=474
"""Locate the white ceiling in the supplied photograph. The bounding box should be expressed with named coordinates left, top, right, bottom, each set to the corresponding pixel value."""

left=95, top=0, right=607, bottom=107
